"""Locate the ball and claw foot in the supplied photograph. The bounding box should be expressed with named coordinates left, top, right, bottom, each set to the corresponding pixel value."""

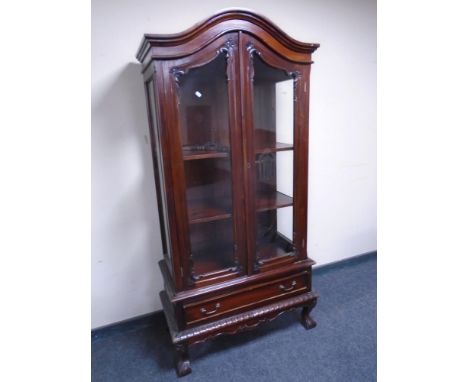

left=301, top=296, right=318, bottom=330
left=175, top=343, right=191, bottom=377
left=301, top=306, right=317, bottom=329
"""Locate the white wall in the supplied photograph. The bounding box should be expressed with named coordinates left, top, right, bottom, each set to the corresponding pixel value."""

left=92, top=0, right=376, bottom=329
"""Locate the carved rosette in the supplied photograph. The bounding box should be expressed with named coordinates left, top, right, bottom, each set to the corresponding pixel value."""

left=169, top=67, right=186, bottom=86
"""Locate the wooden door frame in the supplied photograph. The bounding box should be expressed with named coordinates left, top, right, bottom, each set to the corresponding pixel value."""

left=162, top=33, right=247, bottom=290
left=239, top=33, right=311, bottom=275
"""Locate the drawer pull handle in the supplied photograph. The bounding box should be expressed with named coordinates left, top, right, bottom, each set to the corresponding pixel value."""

left=279, top=280, right=297, bottom=292
left=200, top=303, right=221, bottom=315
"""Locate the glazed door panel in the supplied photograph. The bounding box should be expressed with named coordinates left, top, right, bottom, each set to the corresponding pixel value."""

left=240, top=35, right=310, bottom=273
left=166, top=33, right=246, bottom=288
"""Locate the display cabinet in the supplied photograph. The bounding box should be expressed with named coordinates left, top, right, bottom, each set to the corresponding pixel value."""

left=136, top=9, right=319, bottom=376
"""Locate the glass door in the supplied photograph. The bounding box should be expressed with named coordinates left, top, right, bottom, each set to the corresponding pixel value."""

left=252, top=55, right=295, bottom=270
left=171, top=34, right=244, bottom=286
left=243, top=38, right=304, bottom=272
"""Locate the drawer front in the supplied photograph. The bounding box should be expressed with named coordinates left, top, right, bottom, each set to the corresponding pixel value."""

left=183, top=271, right=309, bottom=326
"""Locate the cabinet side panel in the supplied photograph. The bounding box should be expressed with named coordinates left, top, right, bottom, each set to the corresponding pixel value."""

left=145, top=77, right=174, bottom=275
left=293, top=65, right=311, bottom=260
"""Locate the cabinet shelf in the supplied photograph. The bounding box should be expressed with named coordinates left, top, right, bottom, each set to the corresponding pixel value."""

left=257, top=234, right=295, bottom=264
left=255, top=142, right=293, bottom=154
left=183, top=151, right=229, bottom=161
left=188, top=199, right=232, bottom=224
left=256, top=191, right=293, bottom=212
left=257, top=243, right=288, bottom=260
left=192, top=246, right=234, bottom=277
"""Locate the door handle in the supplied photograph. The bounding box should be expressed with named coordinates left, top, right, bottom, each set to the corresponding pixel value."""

left=200, top=303, right=221, bottom=315
left=279, top=280, right=297, bottom=292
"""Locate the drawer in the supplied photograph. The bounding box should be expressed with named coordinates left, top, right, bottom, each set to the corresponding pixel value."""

left=183, top=271, right=309, bottom=326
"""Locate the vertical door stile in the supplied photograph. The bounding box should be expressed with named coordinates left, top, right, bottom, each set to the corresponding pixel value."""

left=226, top=33, right=245, bottom=274
left=162, top=60, right=192, bottom=290
left=302, top=66, right=311, bottom=258
left=294, top=65, right=311, bottom=260
left=239, top=31, right=255, bottom=275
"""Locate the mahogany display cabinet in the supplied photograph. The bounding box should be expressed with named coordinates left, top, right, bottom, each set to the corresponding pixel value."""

left=136, top=9, right=320, bottom=376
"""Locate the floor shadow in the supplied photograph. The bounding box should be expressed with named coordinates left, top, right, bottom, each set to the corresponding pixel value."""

left=149, top=309, right=304, bottom=371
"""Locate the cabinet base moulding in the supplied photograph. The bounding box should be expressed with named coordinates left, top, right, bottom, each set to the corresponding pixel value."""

left=160, top=289, right=318, bottom=377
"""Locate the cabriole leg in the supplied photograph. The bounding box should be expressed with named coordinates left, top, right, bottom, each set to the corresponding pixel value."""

left=174, top=342, right=191, bottom=377
left=301, top=296, right=318, bottom=330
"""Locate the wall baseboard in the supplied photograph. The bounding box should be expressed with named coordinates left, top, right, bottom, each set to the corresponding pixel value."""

left=313, top=250, right=376, bottom=274
left=91, top=250, right=376, bottom=342
left=91, top=310, right=166, bottom=342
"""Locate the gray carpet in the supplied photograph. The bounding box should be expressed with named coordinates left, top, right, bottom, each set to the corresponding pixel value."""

left=92, top=253, right=376, bottom=381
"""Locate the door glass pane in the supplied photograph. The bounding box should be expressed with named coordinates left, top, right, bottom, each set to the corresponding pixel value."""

left=177, top=53, right=236, bottom=279
left=252, top=54, right=295, bottom=266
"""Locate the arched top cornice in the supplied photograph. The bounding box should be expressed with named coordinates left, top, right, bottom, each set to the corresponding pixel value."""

left=136, top=9, right=319, bottom=64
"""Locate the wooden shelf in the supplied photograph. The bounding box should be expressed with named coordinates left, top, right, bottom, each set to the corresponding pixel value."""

left=183, top=151, right=229, bottom=161
left=257, top=243, right=288, bottom=261
left=188, top=199, right=232, bottom=224
left=256, top=191, right=293, bottom=212
left=192, top=249, right=234, bottom=277
left=257, top=234, right=295, bottom=264
left=255, top=142, right=293, bottom=154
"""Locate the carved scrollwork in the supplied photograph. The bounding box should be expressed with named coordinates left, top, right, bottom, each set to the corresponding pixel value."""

left=290, top=71, right=301, bottom=102
left=189, top=242, right=241, bottom=283
left=170, top=67, right=186, bottom=86
left=246, top=42, right=260, bottom=82
left=218, top=38, right=235, bottom=59
left=246, top=41, right=301, bottom=102
left=246, top=41, right=260, bottom=57
left=190, top=263, right=241, bottom=283
left=288, top=70, right=301, bottom=80
left=218, top=38, right=234, bottom=81
left=171, top=38, right=234, bottom=88
left=172, top=291, right=318, bottom=345
left=232, top=259, right=242, bottom=273
left=188, top=252, right=196, bottom=285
